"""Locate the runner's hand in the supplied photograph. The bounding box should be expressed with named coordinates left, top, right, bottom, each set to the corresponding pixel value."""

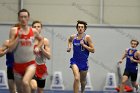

left=80, top=40, right=84, bottom=46
left=118, top=60, right=123, bottom=64
left=34, top=47, right=40, bottom=54
left=67, top=48, right=71, bottom=52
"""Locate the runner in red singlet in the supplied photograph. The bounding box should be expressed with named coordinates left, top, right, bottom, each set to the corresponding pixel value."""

left=8, top=9, right=44, bottom=93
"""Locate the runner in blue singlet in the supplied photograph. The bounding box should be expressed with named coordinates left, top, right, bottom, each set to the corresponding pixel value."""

left=70, top=33, right=89, bottom=71
left=0, top=40, right=16, bottom=93
left=67, top=20, right=95, bottom=93
left=119, top=39, right=140, bottom=93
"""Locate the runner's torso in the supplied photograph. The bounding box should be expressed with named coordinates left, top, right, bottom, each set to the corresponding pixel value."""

left=14, top=27, right=35, bottom=63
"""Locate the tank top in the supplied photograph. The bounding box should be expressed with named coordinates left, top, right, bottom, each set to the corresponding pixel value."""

left=125, top=48, right=138, bottom=73
left=72, top=34, right=89, bottom=61
left=14, top=27, right=35, bottom=63
left=34, top=45, right=47, bottom=65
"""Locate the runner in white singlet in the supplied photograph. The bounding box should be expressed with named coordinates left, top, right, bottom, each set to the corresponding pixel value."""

left=30, top=21, right=51, bottom=93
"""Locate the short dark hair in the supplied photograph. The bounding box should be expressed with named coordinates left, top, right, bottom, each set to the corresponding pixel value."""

left=32, top=20, right=42, bottom=28
left=130, top=39, right=139, bottom=46
left=18, top=9, right=30, bottom=17
left=76, top=20, right=87, bottom=30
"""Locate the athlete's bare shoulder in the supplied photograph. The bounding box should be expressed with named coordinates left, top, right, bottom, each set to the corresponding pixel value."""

left=9, top=27, right=18, bottom=38
left=71, top=34, right=77, bottom=39
left=44, top=38, right=49, bottom=42
left=85, top=34, right=91, bottom=38
left=84, top=34, right=92, bottom=42
left=125, top=48, right=129, bottom=51
left=68, top=34, right=76, bottom=42
left=136, top=50, right=140, bottom=55
left=10, top=27, right=18, bottom=33
left=71, top=34, right=76, bottom=37
left=44, top=38, right=49, bottom=44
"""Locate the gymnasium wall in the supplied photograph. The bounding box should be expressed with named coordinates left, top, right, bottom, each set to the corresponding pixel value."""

left=0, top=0, right=140, bottom=25
left=0, top=24, right=140, bottom=90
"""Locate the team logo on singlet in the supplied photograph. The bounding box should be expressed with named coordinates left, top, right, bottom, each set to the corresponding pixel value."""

left=20, top=37, right=34, bottom=46
left=74, top=42, right=80, bottom=46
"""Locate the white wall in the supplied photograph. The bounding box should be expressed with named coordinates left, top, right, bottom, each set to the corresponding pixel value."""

left=0, top=0, right=18, bottom=22
left=0, top=24, right=140, bottom=90
left=0, top=0, right=140, bottom=25
left=104, top=0, right=140, bottom=25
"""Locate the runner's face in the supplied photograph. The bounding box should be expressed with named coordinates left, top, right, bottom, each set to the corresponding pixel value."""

left=77, top=24, right=85, bottom=34
left=18, top=12, right=29, bottom=26
left=131, top=41, right=138, bottom=48
left=33, top=23, right=42, bottom=33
